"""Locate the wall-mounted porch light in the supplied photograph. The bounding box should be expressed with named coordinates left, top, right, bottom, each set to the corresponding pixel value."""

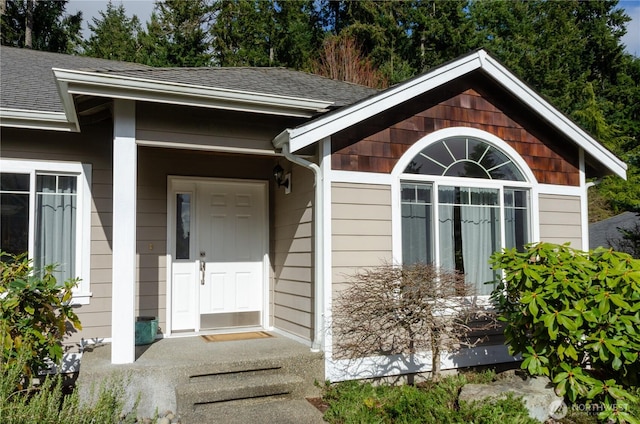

left=273, top=164, right=291, bottom=194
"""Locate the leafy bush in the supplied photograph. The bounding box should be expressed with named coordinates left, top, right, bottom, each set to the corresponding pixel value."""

left=490, top=242, right=640, bottom=423
left=0, top=252, right=82, bottom=382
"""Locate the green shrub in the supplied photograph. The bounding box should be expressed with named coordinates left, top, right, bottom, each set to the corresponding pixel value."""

left=0, top=252, right=82, bottom=383
left=0, top=354, right=140, bottom=424
left=321, top=372, right=538, bottom=424
left=490, top=242, right=640, bottom=423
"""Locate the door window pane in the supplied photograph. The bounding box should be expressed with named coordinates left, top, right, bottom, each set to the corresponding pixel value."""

left=176, top=194, right=191, bottom=260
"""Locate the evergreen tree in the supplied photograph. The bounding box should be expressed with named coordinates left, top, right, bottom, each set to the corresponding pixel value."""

left=271, top=0, right=322, bottom=70
left=1, top=0, right=82, bottom=53
left=318, top=0, right=414, bottom=84
left=406, top=0, right=475, bottom=72
left=83, top=2, right=143, bottom=62
left=211, top=0, right=275, bottom=66
left=211, top=0, right=322, bottom=69
left=147, top=0, right=212, bottom=67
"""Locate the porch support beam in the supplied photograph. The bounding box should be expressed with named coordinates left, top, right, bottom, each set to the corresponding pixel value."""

left=111, top=99, right=137, bottom=364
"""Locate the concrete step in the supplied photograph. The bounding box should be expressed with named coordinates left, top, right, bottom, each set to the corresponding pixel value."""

left=185, top=398, right=326, bottom=424
left=188, top=365, right=282, bottom=383
left=176, top=372, right=306, bottom=410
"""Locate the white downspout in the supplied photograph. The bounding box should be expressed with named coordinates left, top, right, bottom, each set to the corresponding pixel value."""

left=281, top=142, right=325, bottom=352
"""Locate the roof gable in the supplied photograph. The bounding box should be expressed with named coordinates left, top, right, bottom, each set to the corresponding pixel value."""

left=274, top=50, right=626, bottom=180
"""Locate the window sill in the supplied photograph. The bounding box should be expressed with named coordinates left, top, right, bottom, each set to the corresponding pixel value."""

left=71, top=292, right=92, bottom=305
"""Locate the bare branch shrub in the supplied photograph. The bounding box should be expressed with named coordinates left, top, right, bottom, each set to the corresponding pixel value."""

left=332, top=262, right=496, bottom=379
left=311, top=34, right=388, bottom=89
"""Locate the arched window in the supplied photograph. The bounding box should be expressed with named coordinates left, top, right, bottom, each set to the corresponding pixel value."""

left=399, top=136, right=532, bottom=296
left=404, top=137, right=526, bottom=181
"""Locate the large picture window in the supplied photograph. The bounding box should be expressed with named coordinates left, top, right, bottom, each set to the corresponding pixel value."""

left=0, top=160, right=91, bottom=303
left=400, top=137, right=531, bottom=296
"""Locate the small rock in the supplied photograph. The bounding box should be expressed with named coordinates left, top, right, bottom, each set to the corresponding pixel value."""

left=141, top=418, right=152, bottom=424
left=157, top=417, right=171, bottom=424
left=162, top=410, right=173, bottom=417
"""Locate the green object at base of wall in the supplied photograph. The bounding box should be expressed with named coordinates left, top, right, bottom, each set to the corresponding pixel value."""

left=135, top=316, right=158, bottom=345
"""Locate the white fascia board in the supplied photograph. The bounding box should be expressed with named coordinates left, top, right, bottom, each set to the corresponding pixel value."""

left=283, top=53, right=484, bottom=152
left=0, top=108, right=77, bottom=132
left=479, top=52, right=627, bottom=179
left=53, top=68, right=334, bottom=118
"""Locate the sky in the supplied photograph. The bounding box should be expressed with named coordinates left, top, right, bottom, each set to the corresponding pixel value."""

left=67, top=0, right=640, bottom=57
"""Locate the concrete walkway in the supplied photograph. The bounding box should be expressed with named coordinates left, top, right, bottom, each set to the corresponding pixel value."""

left=76, top=333, right=325, bottom=423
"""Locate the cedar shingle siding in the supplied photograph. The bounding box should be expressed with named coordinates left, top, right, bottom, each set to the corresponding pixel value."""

left=332, top=89, right=580, bottom=186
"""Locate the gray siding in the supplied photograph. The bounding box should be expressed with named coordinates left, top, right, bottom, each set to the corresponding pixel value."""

left=539, top=193, right=583, bottom=249
left=1, top=110, right=282, bottom=347
left=272, top=165, right=315, bottom=340
left=136, top=103, right=302, bottom=154
left=331, top=182, right=393, bottom=291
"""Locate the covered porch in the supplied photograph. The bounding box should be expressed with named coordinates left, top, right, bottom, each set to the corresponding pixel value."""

left=106, top=99, right=322, bottom=365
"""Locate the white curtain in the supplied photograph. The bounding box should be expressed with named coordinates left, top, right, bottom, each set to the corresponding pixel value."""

left=402, top=203, right=432, bottom=264
left=460, top=205, right=499, bottom=295
left=35, top=192, right=76, bottom=283
left=439, top=203, right=499, bottom=295
left=438, top=205, right=455, bottom=271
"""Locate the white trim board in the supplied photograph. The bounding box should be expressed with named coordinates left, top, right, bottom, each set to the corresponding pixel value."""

left=326, top=345, right=521, bottom=381
left=0, top=158, right=92, bottom=304
left=0, top=108, right=77, bottom=132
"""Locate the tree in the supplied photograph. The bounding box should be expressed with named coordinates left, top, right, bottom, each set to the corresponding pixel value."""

left=1, top=0, right=82, bottom=53
left=270, top=0, right=323, bottom=70
left=333, top=262, right=495, bottom=380
left=83, top=2, right=143, bottom=62
left=311, top=34, right=388, bottom=88
left=211, top=0, right=275, bottom=66
left=406, top=0, right=475, bottom=72
left=469, top=0, right=639, bottom=217
left=145, top=0, right=212, bottom=67
left=318, top=0, right=415, bottom=84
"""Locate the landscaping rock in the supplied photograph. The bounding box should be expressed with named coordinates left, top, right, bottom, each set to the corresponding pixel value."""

left=459, top=373, right=563, bottom=422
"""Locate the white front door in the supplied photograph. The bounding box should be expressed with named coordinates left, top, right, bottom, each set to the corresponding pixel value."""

left=169, top=178, right=267, bottom=332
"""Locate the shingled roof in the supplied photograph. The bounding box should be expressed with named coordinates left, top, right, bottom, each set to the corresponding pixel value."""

left=1, top=47, right=150, bottom=113
left=589, top=211, right=639, bottom=249
left=0, top=46, right=377, bottom=114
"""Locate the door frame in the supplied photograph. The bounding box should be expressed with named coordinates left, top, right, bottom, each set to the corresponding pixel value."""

left=166, top=176, right=270, bottom=336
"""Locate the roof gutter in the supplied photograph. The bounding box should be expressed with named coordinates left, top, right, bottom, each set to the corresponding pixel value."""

left=281, top=141, right=325, bottom=353
left=0, top=108, right=77, bottom=132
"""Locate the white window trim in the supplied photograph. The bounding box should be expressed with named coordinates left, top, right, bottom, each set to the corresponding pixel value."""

left=1, top=158, right=92, bottom=304
left=391, top=128, right=538, bottom=296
